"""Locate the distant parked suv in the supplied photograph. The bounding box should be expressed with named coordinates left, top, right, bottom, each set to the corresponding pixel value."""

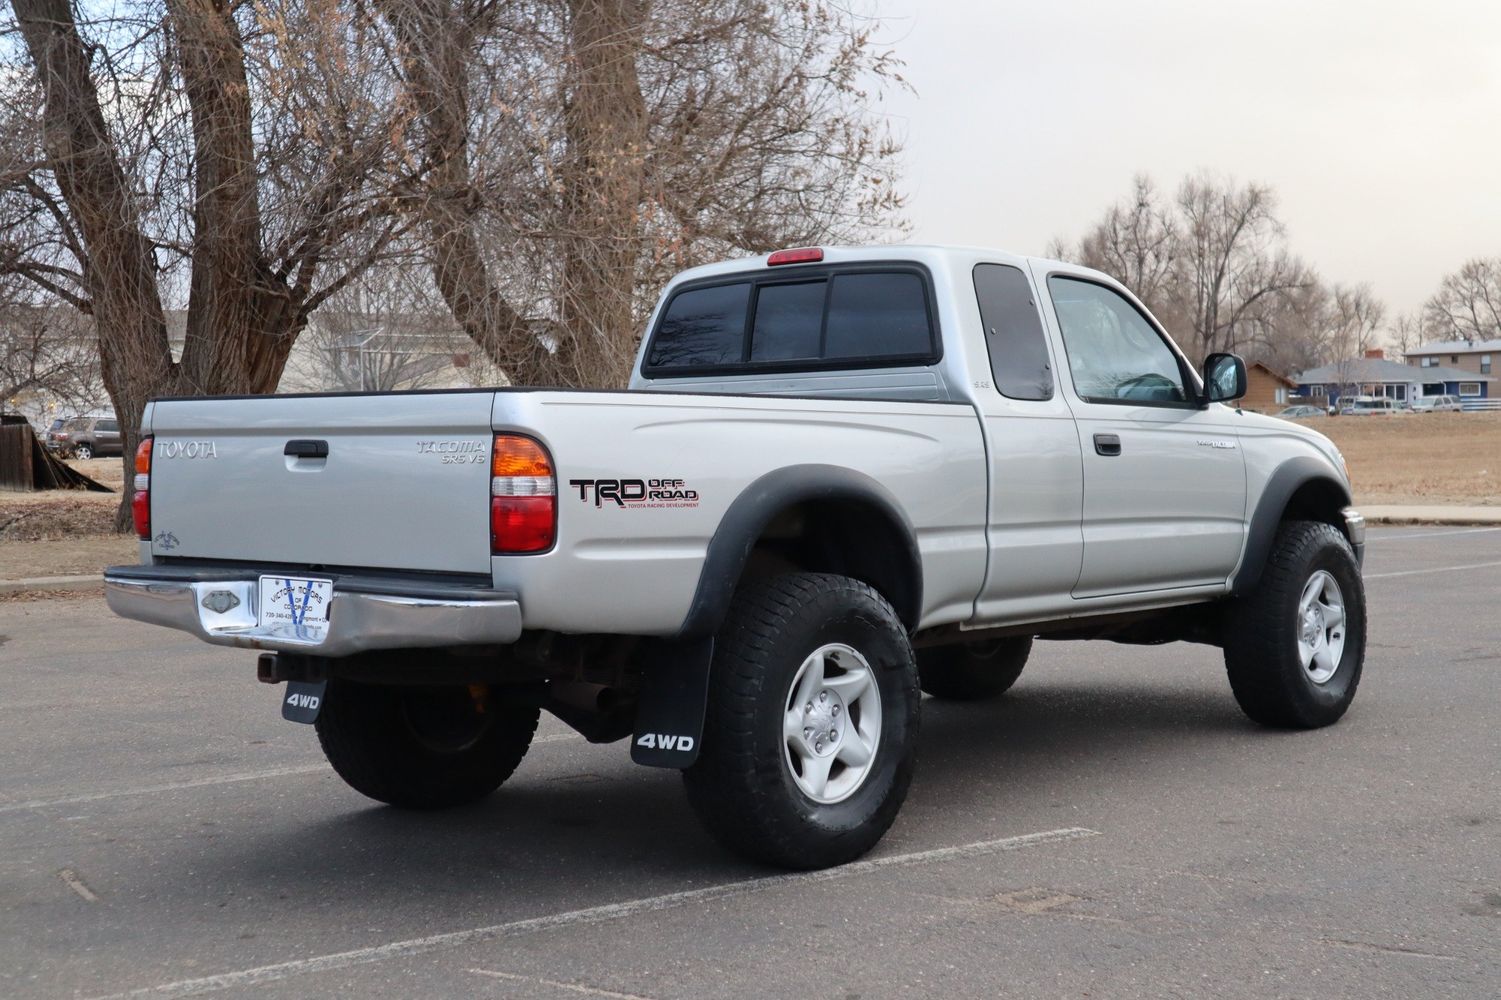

left=54, top=415, right=122, bottom=459
left=1411, top=395, right=1462, bottom=413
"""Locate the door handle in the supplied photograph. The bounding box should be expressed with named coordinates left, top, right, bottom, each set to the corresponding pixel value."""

left=1093, top=433, right=1121, bottom=457
left=284, top=439, right=329, bottom=458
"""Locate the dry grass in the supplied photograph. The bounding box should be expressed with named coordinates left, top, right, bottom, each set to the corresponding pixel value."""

left=1302, top=412, right=1501, bottom=506
left=1, top=457, right=130, bottom=579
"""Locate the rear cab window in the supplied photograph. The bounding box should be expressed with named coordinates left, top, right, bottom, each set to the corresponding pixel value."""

left=643, top=264, right=939, bottom=377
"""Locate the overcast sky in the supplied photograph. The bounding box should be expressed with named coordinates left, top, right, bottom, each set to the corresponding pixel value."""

left=875, top=0, right=1501, bottom=317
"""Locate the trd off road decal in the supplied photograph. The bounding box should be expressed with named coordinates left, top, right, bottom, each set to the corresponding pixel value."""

left=569, top=478, right=700, bottom=509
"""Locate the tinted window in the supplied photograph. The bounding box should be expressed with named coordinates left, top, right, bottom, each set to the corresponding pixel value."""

left=751, top=281, right=826, bottom=362
left=973, top=264, right=1052, bottom=400
left=824, top=273, right=932, bottom=359
left=97, top=419, right=118, bottom=432
left=648, top=283, right=751, bottom=368
left=1048, top=277, right=1187, bottom=404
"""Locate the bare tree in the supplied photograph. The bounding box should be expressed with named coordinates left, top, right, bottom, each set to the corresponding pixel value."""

left=0, top=303, right=101, bottom=414
left=6, top=0, right=414, bottom=523
left=1075, top=175, right=1178, bottom=316
left=1171, top=174, right=1314, bottom=361
left=1421, top=257, right=1501, bottom=343
left=1386, top=311, right=1421, bottom=358
left=376, top=0, right=907, bottom=388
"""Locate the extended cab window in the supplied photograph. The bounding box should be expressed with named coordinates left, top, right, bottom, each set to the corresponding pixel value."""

left=1048, top=277, right=1188, bottom=405
left=645, top=266, right=937, bottom=375
left=973, top=264, right=1052, bottom=400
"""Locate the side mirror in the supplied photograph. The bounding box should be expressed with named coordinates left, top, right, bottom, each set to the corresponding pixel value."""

left=1201, top=353, right=1247, bottom=406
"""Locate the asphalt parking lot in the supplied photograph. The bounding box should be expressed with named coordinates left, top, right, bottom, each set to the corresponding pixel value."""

left=3, top=526, right=1499, bottom=999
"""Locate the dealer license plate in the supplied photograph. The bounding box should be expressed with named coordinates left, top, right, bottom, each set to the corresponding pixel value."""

left=257, top=576, right=333, bottom=643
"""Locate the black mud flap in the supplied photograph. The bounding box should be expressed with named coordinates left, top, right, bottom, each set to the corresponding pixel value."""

left=631, top=637, right=713, bottom=768
left=281, top=679, right=327, bottom=724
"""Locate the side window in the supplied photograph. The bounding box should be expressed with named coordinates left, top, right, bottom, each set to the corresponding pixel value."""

left=647, top=283, right=751, bottom=369
left=97, top=419, right=119, bottom=432
left=1047, top=277, right=1188, bottom=404
left=972, top=263, right=1052, bottom=400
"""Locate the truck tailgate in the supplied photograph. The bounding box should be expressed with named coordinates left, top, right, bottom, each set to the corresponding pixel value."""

left=146, top=392, right=496, bottom=575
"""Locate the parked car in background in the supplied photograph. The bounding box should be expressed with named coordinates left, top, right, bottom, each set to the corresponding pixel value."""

left=1339, top=396, right=1404, bottom=416
left=1411, top=395, right=1463, bottom=413
left=1277, top=404, right=1326, bottom=419
left=54, top=414, right=122, bottom=459
left=42, top=417, right=69, bottom=452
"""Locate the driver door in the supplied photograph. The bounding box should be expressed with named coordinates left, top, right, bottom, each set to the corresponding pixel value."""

left=1034, top=269, right=1247, bottom=598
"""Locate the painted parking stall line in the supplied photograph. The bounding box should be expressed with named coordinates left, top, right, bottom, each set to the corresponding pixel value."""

left=85, top=827, right=1101, bottom=1000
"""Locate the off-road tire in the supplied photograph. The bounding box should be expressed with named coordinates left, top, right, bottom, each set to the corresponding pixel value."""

left=1223, top=520, right=1366, bottom=728
left=315, top=679, right=539, bottom=809
left=683, top=572, right=920, bottom=869
left=917, top=637, right=1032, bottom=701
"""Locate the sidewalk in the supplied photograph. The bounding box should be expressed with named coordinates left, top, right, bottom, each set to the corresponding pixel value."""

left=1360, top=505, right=1501, bottom=526
left=3, top=505, right=1497, bottom=596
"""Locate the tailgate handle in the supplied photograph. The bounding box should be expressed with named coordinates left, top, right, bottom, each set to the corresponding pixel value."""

left=1093, top=433, right=1121, bottom=457
left=284, top=439, right=329, bottom=459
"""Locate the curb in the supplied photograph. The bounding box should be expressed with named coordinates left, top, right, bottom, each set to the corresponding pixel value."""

left=0, top=575, right=104, bottom=596
left=1364, top=515, right=1501, bottom=526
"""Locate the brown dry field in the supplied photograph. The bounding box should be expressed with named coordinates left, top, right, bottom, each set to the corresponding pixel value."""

left=1302, top=410, right=1501, bottom=506
left=2, top=417, right=1499, bottom=581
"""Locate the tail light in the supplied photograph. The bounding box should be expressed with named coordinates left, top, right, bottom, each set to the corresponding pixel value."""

left=132, top=437, right=153, bottom=539
left=491, top=435, right=555, bottom=553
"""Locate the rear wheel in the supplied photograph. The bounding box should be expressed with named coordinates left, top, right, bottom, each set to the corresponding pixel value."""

left=1223, top=520, right=1366, bottom=728
left=72, top=442, right=93, bottom=460
left=683, top=572, right=920, bottom=869
left=315, top=678, right=539, bottom=808
left=917, top=637, right=1032, bottom=701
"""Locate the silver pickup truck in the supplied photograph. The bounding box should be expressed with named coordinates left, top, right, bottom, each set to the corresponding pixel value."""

left=106, top=245, right=1367, bottom=869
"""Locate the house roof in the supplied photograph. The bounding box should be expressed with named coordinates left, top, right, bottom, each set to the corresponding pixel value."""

left=1407, top=337, right=1501, bottom=356
left=1294, top=357, right=1495, bottom=385
left=1249, top=362, right=1299, bottom=388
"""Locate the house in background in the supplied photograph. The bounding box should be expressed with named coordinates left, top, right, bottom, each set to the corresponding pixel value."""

left=1294, top=349, right=1493, bottom=406
left=1241, top=363, right=1300, bottom=413
left=1405, top=337, right=1500, bottom=377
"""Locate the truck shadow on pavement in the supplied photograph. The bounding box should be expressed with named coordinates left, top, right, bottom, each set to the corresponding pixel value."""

left=195, top=677, right=1326, bottom=917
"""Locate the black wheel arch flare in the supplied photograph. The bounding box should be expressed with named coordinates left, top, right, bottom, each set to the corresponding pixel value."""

left=1231, top=456, right=1355, bottom=595
left=675, top=464, right=923, bottom=639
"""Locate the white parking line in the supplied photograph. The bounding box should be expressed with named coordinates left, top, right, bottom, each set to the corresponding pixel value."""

left=0, top=733, right=579, bottom=814
left=1365, top=560, right=1501, bottom=580
left=84, top=826, right=1101, bottom=1000
left=470, top=968, right=657, bottom=1000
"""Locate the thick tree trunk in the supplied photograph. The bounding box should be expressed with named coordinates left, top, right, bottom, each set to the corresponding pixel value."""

left=15, top=0, right=175, bottom=529
left=18, top=0, right=307, bottom=528
left=558, top=0, right=648, bottom=387
left=381, top=0, right=647, bottom=388
left=379, top=0, right=560, bottom=386
left=168, top=0, right=301, bottom=397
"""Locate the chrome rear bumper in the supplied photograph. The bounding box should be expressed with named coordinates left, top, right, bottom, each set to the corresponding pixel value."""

left=104, top=566, right=522, bottom=657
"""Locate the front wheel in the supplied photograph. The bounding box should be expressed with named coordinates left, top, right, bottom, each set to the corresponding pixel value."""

left=315, top=679, right=539, bottom=808
left=1223, top=520, right=1366, bottom=728
left=683, top=573, right=920, bottom=869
